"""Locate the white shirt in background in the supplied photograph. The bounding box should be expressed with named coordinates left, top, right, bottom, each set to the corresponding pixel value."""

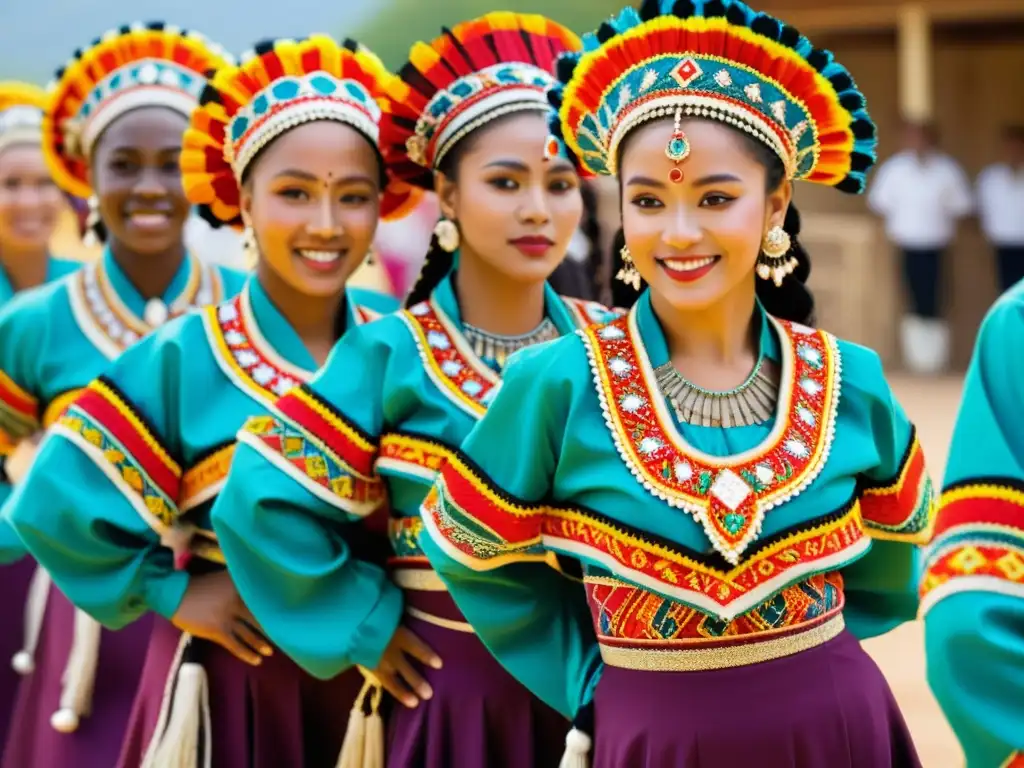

left=976, top=163, right=1024, bottom=247
left=868, top=150, right=973, bottom=249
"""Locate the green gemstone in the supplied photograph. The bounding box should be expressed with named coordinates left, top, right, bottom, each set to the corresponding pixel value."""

left=723, top=513, right=747, bottom=535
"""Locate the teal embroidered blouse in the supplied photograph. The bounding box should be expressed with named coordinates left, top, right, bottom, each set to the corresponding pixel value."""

left=6, top=276, right=395, bottom=628
left=0, top=249, right=243, bottom=557
left=210, top=274, right=619, bottom=678
left=418, top=290, right=934, bottom=719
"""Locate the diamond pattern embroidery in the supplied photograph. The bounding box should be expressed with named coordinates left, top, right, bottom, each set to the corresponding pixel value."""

left=670, top=57, right=703, bottom=88
left=586, top=313, right=838, bottom=565
left=213, top=293, right=307, bottom=403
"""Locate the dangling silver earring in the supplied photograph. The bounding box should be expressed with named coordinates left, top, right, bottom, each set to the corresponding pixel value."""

left=756, top=225, right=796, bottom=287
left=616, top=244, right=642, bottom=291
left=433, top=218, right=460, bottom=253
left=83, top=196, right=101, bottom=248
left=241, top=225, right=259, bottom=270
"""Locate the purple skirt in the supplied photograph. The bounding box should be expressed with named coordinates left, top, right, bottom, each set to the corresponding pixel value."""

left=2, top=585, right=153, bottom=768
left=118, top=615, right=366, bottom=768
left=591, top=630, right=922, bottom=768
left=386, top=580, right=568, bottom=768
left=0, top=558, right=39, bottom=745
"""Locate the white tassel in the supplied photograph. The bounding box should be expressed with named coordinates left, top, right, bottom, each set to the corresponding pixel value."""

left=50, top=609, right=102, bottom=733
left=558, top=727, right=592, bottom=768
left=141, top=660, right=211, bottom=768
left=335, top=667, right=384, bottom=768
left=12, top=566, right=51, bottom=675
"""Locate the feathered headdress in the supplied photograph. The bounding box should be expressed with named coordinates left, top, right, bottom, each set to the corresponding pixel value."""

left=0, top=83, right=47, bottom=155
left=550, top=0, right=877, bottom=193
left=379, top=12, right=582, bottom=214
left=43, top=22, right=234, bottom=199
left=180, top=35, right=414, bottom=227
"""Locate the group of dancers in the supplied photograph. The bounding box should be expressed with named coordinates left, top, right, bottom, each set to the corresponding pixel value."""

left=0, top=1, right=1019, bottom=766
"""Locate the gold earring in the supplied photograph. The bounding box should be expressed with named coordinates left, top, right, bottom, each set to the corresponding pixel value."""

left=616, top=244, right=642, bottom=291
left=433, top=218, right=460, bottom=253
left=83, top=195, right=101, bottom=248
left=242, top=225, right=259, bottom=270
left=757, top=225, right=796, bottom=287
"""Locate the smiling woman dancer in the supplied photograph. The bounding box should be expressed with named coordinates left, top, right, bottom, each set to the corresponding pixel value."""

left=0, top=22, right=243, bottom=768
left=0, top=82, right=77, bottom=306
left=7, top=34, right=403, bottom=768
left=418, top=2, right=934, bottom=766
left=209, top=12, right=618, bottom=768
left=0, top=79, right=80, bottom=753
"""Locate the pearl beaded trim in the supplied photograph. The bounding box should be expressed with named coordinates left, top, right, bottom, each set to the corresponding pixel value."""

left=578, top=310, right=843, bottom=564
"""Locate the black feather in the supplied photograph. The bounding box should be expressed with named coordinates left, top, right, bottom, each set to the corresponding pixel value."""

left=839, top=92, right=864, bottom=111
left=555, top=55, right=577, bottom=84
left=198, top=83, right=221, bottom=106
left=146, top=21, right=165, bottom=31
left=726, top=5, right=747, bottom=25
left=704, top=0, right=727, bottom=18
left=851, top=118, right=875, bottom=140
left=751, top=14, right=780, bottom=40
left=640, top=0, right=665, bottom=21
left=341, top=38, right=359, bottom=53
left=779, top=24, right=801, bottom=48
left=671, top=0, right=696, bottom=17
left=849, top=152, right=873, bottom=173
left=597, top=22, right=617, bottom=44
left=806, top=49, right=830, bottom=72
left=829, top=73, right=853, bottom=93
left=835, top=177, right=864, bottom=195
left=253, top=40, right=276, bottom=57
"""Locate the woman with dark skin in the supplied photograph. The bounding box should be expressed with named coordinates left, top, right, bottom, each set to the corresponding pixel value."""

left=7, top=35, right=406, bottom=767
left=0, top=23, right=242, bottom=768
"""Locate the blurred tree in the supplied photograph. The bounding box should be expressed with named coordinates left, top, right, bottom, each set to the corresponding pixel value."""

left=352, top=0, right=621, bottom=68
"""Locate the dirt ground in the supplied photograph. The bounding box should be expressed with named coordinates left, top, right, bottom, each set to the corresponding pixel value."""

left=864, top=374, right=965, bottom=768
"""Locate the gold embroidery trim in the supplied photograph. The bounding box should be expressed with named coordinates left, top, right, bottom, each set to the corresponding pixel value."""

left=599, top=613, right=845, bottom=672
left=391, top=568, right=448, bottom=592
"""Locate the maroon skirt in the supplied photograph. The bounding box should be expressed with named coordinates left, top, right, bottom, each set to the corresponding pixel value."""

left=0, top=558, right=40, bottom=745
left=591, top=629, right=922, bottom=768
left=2, top=585, right=153, bottom=768
left=118, top=615, right=366, bottom=768
left=385, top=566, right=568, bottom=768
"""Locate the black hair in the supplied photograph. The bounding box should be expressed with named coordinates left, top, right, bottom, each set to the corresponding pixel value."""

left=546, top=180, right=603, bottom=301
left=403, top=111, right=539, bottom=308
left=613, top=119, right=815, bottom=325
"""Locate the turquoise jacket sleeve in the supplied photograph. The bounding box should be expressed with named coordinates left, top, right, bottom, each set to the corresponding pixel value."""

left=922, top=291, right=1024, bottom=768
left=0, top=290, right=56, bottom=563
left=418, top=341, right=603, bottom=719
left=6, top=322, right=194, bottom=628
left=211, top=322, right=402, bottom=680
left=836, top=343, right=934, bottom=640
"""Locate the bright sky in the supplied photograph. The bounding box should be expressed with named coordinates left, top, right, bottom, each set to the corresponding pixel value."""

left=0, top=0, right=376, bottom=83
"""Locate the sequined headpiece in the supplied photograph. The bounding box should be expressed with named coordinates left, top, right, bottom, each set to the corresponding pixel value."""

left=379, top=12, right=581, bottom=215
left=181, top=35, right=411, bottom=226
left=0, top=83, right=47, bottom=156
left=43, top=21, right=233, bottom=200
left=550, top=0, right=877, bottom=192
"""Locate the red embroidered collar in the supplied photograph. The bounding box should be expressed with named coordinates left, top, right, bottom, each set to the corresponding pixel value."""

left=582, top=308, right=841, bottom=565
left=205, top=289, right=312, bottom=405
left=401, top=299, right=501, bottom=419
